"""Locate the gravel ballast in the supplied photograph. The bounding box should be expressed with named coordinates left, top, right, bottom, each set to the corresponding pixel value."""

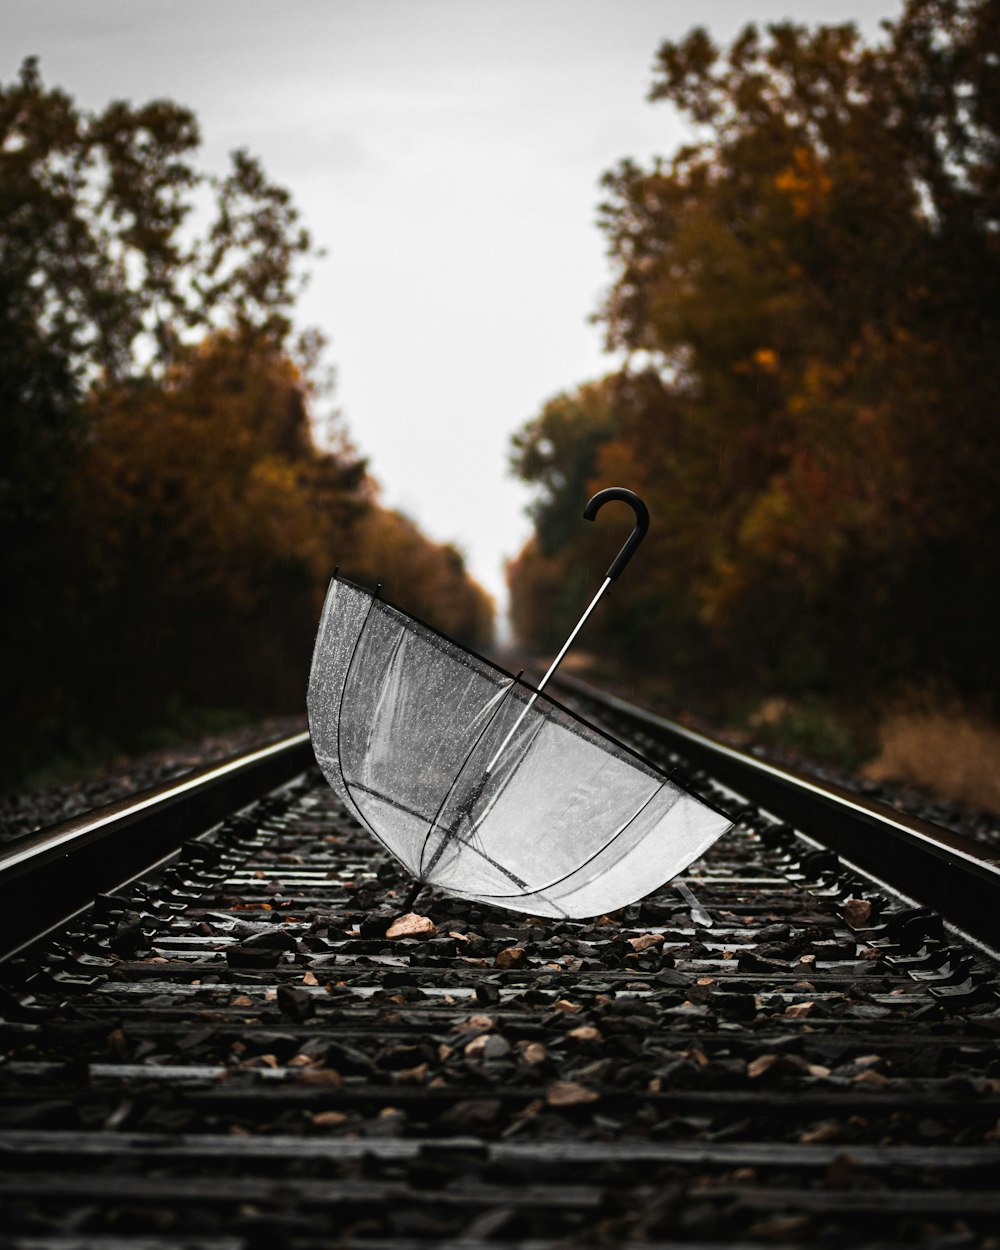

left=0, top=716, right=305, bottom=847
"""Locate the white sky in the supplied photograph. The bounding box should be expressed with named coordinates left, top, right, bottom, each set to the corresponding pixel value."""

left=6, top=0, right=902, bottom=621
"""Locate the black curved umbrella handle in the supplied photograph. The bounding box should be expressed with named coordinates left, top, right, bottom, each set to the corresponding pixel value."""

left=583, top=487, right=650, bottom=582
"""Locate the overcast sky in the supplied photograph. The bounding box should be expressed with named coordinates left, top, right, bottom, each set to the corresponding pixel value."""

left=6, top=0, right=903, bottom=620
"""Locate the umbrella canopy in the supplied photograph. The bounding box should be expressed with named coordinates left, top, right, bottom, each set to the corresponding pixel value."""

left=308, top=490, right=732, bottom=918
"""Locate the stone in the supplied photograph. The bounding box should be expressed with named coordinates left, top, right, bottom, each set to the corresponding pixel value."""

left=464, top=1034, right=511, bottom=1061
left=567, top=1025, right=603, bottom=1043
left=546, top=1080, right=599, bottom=1107
left=386, top=913, right=438, bottom=939
left=494, top=946, right=527, bottom=969
left=843, top=897, right=874, bottom=927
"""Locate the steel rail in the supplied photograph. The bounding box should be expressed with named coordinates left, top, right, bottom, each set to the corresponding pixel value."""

left=553, top=672, right=1000, bottom=952
left=0, top=730, right=314, bottom=961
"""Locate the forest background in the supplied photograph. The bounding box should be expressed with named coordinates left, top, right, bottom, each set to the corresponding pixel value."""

left=508, top=0, right=1000, bottom=805
left=0, top=58, right=492, bottom=785
left=3, top=0, right=999, bottom=808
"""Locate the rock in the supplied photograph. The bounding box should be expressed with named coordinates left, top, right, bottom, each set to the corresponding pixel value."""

left=312, top=1110, right=349, bottom=1127
left=106, top=1027, right=129, bottom=1059
left=738, top=952, right=790, bottom=973
left=628, top=933, right=664, bottom=952
left=295, top=1067, right=342, bottom=1086
left=360, top=913, right=392, bottom=939
left=226, top=928, right=298, bottom=969
left=464, top=1034, right=511, bottom=1061
left=386, top=913, right=437, bottom=939
left=233, top=930, right=297, bottom=945
left=546, top=1080, right=599, bottom=1107
left=494, top=946, right=526, bottom=969
left=655, top=968, right=688, bottom=987
left=440, top=1098, right=502, bottom=1127
left=453, top=1013, right=495, bottom=1034
left=799, top=1121, right=841, bottom=1144
left=843, top=897, right=874, bottom=927
left=241, top=1053, right=279, bottom=1069
left=853, top=1067, right=891, bottom=1086
left=567, top=1025, right=602, bottom=1043
left=277, top=985, right=315, bottom=1022
left=747, top=1053, right=781, bottom=1079
left=747, top=1214, right=815, bottom=1243
left=393, top=1063, right=429, bottom=1084
left=324, top=1040, right=377, bottom=1075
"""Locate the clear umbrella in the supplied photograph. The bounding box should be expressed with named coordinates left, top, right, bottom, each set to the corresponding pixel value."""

left=307, top=488, right=732, bottom=918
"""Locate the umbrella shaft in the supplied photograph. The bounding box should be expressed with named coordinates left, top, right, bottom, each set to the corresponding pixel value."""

left=486, top=576, right=612, bottom=774
left=402, top=880, right=425, bottom=912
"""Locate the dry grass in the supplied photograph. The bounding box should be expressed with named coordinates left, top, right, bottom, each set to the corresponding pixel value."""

left=865, top=707, right=1000, bottom=815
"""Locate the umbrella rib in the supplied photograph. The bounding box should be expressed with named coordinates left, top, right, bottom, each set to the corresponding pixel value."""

left=459, top=778, right=673, bottom=903
left=425, top=827, right=531, bottom=891
left=333, top=591, right=403, bottom=866
left=438, top=716, right=627, bottom=905
left=345, top=779, right=529, bottom=890
left=485, top=577, right=611, bottom=774
left=439, top=711, right=547, bottom=866
left=340, top=780, right=436, bottom=826
left=417, top=675, right=524, bottom=883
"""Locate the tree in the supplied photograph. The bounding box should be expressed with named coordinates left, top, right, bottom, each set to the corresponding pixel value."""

left=0, top=60, right=322, bottom=767
left=57, top=330, right=493, bottom=744
left=351, top=508, right=494, bottom=648
left=0, top=63, right=493, bottom=782
left=510, top=377, right=619, bottom=556
left=64, top=335, right=366, bottom=723
left=510, top=0, right=1000, bottom=704
left=0, top=58, right=314, bottom=385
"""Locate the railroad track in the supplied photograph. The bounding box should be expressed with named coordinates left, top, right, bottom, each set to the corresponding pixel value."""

left=2, top=680, right=1000, bottom=1248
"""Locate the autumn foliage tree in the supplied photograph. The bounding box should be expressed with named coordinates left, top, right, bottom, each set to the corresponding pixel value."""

left=66, top=336, right=365, bottom=723
left=509, top=0, right=1000, bottom=708
left=351, top=507, right=493, bottom=644
left=1, top=62, right=491, bottom=781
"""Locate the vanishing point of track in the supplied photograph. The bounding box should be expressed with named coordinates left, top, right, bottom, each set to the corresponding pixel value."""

left=2, top=679, right=1000, bottom=1247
